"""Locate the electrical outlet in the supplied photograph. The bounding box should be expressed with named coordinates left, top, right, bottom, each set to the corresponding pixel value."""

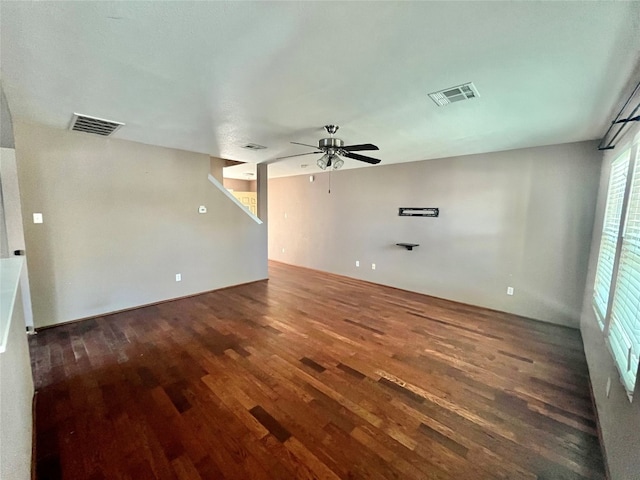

left=284, top=212, right=288, bottom=219
left=281, top=248, right=285, bottom=253
left=372, top=263, right=376, bottom=270
left=606, top=376, right=612, bottom=398
left=33, top=213, right=43, bottom=224
left=175, top=273, right=182, bottom=282
left=507, top=286, right=514, bottom=296
left=355, top=260, right=360, bottom=267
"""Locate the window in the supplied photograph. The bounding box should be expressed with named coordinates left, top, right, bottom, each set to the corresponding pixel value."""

left=608, top=148, right=640, bottom=395
left=593, top=137, right=640, bottom=400
left=593, top=150, right=630, bottom=327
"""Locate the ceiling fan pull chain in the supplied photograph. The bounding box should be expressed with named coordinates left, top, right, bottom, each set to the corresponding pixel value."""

left=328, top=170, right=332, bottom=194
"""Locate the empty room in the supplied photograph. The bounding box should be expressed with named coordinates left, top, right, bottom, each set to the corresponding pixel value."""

left=1, top=1, right=639, bottom=479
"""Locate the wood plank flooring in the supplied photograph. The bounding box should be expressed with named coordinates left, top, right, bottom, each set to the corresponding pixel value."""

left=30, top=261, right=605, bottom=480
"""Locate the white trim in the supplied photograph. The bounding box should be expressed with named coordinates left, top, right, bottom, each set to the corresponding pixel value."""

left=207, top=174, right=263, bottom=225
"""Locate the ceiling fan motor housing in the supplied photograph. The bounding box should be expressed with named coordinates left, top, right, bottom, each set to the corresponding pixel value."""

left=318, top=137, right=344, bottom=151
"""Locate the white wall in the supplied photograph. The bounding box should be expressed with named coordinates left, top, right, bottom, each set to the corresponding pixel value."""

left=579, top=121, right=640, bottom=480
left=0, top=85, right=33, bottom=480
left=0, top=260, right=34, bottom=480
left=269, top=141, right=601, bottom=327
left=1, top=147, right=35, bottom=329
left=1, top=85, right=14, bottom=258
left=14, top=122, right=268, bottom=328
left=0, top=179, right=8, bottom=259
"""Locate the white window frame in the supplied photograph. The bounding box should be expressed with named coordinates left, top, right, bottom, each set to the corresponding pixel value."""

left=592, top=149, right=631, bottom=327
left=593, top=130, right=640, bottom=401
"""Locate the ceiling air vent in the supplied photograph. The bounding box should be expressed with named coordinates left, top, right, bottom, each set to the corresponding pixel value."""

left=242, top=143, right=267, bottom=150
left=428, top=82, right=480, bottom=106
left=69, top=113, right=124, bottom=136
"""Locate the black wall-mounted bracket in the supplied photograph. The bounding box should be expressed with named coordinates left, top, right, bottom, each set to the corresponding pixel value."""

left=396, top=243, right=419, bottom=251
left=613, top=115, right=640, bottom=124
left=598, top=80, right=640, bottom=151
left=398, top=207, right=439, bottom=217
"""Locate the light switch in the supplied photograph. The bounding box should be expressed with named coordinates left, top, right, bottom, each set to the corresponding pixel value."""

left=198, top=206, right=207, bottom=214
left=33, top=213, right=43, bottom=224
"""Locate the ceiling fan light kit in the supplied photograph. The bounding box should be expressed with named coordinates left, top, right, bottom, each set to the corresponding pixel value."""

left=316, top=152, right=344, bottom=171
left=278, top=125, right=382, bottom=170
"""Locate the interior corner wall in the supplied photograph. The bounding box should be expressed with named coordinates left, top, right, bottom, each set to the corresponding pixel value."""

left=14, top=122, right=268, bottom=328
left=0, top=85, right=15, bottom=149
left=579, top=122, right=640, bottom=480
left=269, top=141, right=601, bottom=327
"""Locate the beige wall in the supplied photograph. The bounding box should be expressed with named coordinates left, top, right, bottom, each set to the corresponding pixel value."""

left=580, top=122, right=639, bottom=480
left=0, top=264, right=34, bottom=480
left=210, top=156, right=225, bottom=183
left=14, top=122, right=267, bottom=328
left=269, top=141, right=600, bottom=327
left=224, top=178, right=257, bottom=192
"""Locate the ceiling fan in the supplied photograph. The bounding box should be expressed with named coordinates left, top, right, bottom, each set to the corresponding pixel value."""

left=277, top=125, right=381, bottom=170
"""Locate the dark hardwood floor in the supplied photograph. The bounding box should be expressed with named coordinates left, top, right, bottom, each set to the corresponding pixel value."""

left=31, top=261, right=605, bottom=480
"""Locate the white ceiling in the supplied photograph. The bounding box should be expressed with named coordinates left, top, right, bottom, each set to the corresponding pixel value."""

left=1, top=1, right=639, bottom=179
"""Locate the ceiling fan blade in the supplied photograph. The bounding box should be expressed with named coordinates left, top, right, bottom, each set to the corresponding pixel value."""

left=273, top=151, right=322, bottom=161
left=341, top=151, right=381, bottom=165
left=342, top=143, right=379, bottom=152
left=291, top=141, right=319, bottom=149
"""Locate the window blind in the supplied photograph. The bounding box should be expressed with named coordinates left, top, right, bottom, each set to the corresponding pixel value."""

left=593, top=151, right=630, bottom=326
left=608, top=149, right=640, bottom=396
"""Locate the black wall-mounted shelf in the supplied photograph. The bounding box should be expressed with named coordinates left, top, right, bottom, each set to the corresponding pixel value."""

left=396, top=243, right=419, bottom=251
left=398, top=207, right=439, bottom=217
